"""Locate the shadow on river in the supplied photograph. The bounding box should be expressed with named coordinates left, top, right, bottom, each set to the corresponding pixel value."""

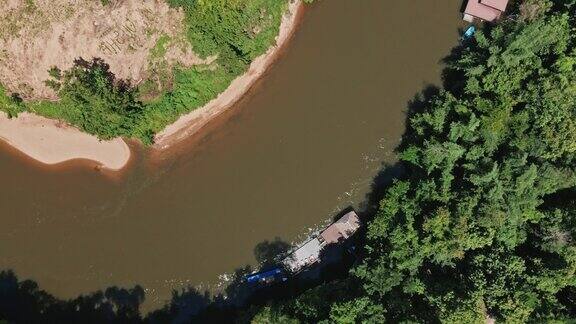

left=0, top=226, right=350, bottom=323
left=0, top=141, right=412, bottom=323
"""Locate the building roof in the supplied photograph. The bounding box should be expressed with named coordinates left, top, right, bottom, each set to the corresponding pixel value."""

left=481, top=0, right=509, bottom=11
left=464, top=0, right=503, bottom=22
left=320, top=211, right=361, bottom=244
left=282, top=238, right=322, bottom=273
left=282, top=211, right=362, bottom=273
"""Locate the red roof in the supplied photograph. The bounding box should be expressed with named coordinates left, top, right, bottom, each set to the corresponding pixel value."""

left=464, top=0, right=504, bottom=22
left=320, top=211, right=361, bottom=244
left=481, top=0, right=509, bottom=11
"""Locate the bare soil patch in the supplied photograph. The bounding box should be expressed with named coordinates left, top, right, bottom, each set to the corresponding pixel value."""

left=0, top=0, right=208, bottom=100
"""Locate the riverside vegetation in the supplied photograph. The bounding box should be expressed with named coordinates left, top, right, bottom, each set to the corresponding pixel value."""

left=0, top=0, right=290, bottom=144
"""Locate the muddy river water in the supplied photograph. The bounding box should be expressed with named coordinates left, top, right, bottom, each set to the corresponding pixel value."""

left=0, top=0, right=463, bottom=310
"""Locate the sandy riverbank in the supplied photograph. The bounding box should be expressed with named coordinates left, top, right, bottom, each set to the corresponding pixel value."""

left=0, top=0, right=302, bottom=170
left=152, top=0, right=304, bottom=149
left=0, top=112, right=130, bottom=170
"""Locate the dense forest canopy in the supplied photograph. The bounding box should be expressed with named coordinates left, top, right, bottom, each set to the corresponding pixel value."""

left=252, top=0, right=576, bottom=322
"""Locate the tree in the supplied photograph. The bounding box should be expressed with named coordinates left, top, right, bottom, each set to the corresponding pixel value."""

left=43, top=58, right=149, bottom=142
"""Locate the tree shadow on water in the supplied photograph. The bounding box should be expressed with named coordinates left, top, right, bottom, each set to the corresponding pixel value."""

left=146, top=287, right=213, bottom=324
left=147, top=237, right=295, bottom=323
left=0, top=270, right=145, bottom=324
left=0, top=237, right=296, bottom=323
left=355, top=86, right=432, bottom=220
left=253, top=237, right=291, bottom=268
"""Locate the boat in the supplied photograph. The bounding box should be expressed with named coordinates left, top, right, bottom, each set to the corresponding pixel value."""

left=244, top=266, right=288, bottom=285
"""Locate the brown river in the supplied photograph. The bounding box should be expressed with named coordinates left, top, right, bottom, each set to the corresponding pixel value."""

left=0, top=0, right=464, bottom=310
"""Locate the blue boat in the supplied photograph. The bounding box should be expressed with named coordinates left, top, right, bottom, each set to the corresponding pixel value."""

left=245, top=267, right=288, bottom=285
left=463, top=25, right=476, bottom=39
